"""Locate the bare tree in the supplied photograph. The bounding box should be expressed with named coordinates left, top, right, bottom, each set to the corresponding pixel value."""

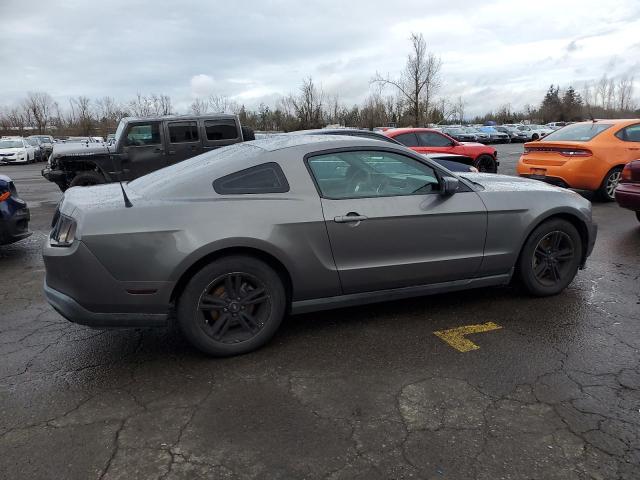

left=372, top=33, right=441, bottom=126
left=150, top=94, right=173, bottom=116
left=289, top=77, right=324, bottom=129
left=23, top=92, right=54, bottom=134
left=617, top=75, right=634, bottom=111
left=69, top=96, right=93, bottom=135
left=207, top=95, right=241, bottom=114
left=190, top=97, right=209, bottom=115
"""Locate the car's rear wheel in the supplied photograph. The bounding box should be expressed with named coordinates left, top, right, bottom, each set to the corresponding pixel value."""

left=177, top=255, right=286, bottom=356
left=531, top=133, right=539, bottom=140
left=69, top=171, right=105, bottom=187
left=518, top=219, right=582, bottom=296
left=475, top=154, right=497, bottom=173
left=596, top=167, right=623, bottom=202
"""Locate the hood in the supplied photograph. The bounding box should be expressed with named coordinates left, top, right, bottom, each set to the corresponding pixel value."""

left=458, top=173, right=568, bottom=193
left=0, top=147, right=25, bottom=154
left=51, top=143, right=109, bottom=159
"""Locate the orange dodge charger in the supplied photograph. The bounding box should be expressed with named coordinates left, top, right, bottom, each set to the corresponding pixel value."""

left=517, top=119, right=640, bottom=200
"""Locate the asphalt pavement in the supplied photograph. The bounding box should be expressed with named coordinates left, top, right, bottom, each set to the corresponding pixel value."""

left=1, top=144, right=639, bottom=479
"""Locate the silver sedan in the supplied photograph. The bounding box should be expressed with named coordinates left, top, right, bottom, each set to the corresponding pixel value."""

left=43, top=135, right=597, bottom=356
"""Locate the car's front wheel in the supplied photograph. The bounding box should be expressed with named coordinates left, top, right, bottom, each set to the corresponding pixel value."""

left=177, top=255, right=286, bottom=356
left=475, top=154, right=497, bottom=173
left=518, top=219, right=582, bottom=296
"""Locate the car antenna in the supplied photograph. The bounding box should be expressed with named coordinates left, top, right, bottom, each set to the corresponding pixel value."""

left=105, top=139, right=133, bottom=208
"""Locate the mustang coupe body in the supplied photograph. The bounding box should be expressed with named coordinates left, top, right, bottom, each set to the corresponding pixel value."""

left=44, top=135, right=597, bottom=356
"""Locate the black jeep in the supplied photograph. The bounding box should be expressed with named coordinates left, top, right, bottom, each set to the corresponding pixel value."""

left=42, top=114, right=252, bottom=191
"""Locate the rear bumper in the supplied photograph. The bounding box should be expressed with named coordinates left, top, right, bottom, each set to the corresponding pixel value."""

left=519, top=174, right=569, bottom=189
left=44, top=280, right=168, bottom=328
left=43, top=240, right=172, bottom=327
left=614, top=184, right=640, bottom=211
left=0, top=206, right=31, bottom=245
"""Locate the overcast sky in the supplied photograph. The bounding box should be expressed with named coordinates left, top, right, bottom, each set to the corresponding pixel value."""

left=1, top=0, right=639, bottom=117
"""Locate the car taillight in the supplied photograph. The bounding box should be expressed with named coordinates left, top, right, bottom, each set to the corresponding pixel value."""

left=524, top=147, right=591, bottom=157
left=0, top=191, right=9, bottom=202
left=559, top=149, right=591, bottom=157
left=50, top=213, right=77, bottom=247
left=620, top=161, right=640, bottom=183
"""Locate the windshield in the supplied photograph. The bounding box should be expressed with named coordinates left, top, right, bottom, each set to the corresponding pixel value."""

left=114, top=120, right=126, bottom=145
left=0, top=140, right=23, bottom=149
left=38, top=137, right=52, bottom=143
left=542, top=123, right=612, bottom=142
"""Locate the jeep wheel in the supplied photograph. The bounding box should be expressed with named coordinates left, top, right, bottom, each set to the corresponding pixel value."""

left=69, top=171, right=105, bottom=187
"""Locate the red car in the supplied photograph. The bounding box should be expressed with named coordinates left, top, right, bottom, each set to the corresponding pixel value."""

left=383, top=128, right=499, bottom=172
left=614, top=160, right=640, bottom=223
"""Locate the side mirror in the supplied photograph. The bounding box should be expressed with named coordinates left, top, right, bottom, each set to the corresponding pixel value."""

left=440, top=176, right=459, bottom=196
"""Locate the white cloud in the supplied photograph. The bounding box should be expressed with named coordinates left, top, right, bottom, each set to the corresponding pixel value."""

left=0, top=0, right=638, bottom=117
left=189, top=74, right=216, bottom=98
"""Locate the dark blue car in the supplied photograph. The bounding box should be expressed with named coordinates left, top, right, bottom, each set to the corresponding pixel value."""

left=0, top=174, right=31, bottom=245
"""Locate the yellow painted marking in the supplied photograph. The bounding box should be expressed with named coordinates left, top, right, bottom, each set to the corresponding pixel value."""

left=433, top=322, right=503, bottom=352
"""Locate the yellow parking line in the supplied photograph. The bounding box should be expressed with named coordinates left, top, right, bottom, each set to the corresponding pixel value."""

left=433, top=322, right=503, bottom=352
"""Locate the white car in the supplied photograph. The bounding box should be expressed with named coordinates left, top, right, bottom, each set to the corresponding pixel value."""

left=0, top=137, right=37, bottom=164
left=515, top=124, right=554, bottom=141
left=545, top=122, right=567, bottom=130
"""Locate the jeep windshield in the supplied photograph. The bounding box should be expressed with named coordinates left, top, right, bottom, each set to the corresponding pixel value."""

left=114, top=121, right=126, bottom=145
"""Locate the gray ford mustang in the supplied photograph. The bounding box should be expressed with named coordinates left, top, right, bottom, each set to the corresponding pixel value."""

left=44, top=135, right=597, bottom=356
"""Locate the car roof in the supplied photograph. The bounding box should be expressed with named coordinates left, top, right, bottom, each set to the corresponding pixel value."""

left=384, top=127, right=442, bottom=135
left=122, top=113, right=237, bottom=123
left=248, top=134, right=398, bottom=152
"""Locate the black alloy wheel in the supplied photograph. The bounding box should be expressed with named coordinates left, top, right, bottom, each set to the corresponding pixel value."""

left=178, top=255, right=286, bottom=356
left=518, top=219, right=582, bottom=296
left=197, top=272, right=270, bottom=344
left=531, top=231, right=576, bottom=287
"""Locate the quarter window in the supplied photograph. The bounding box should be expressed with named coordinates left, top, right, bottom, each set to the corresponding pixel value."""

left=168, top=122, right=199, bottom=143
left=205, top=119, right=239, bottom=141
left=213, top=162, right=289, bottom=194
left=125, top=123, right=161, bottom=146
left=393, top=133, right=419, bottom=147
left=417, top=131, right=453, bottom=147
left=616, top=124, right=640, bottom=142
left=307, top=150, right=440, bottom=199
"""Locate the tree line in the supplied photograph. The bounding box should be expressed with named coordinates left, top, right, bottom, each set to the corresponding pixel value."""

left=1, top=33, right=638, bottom=138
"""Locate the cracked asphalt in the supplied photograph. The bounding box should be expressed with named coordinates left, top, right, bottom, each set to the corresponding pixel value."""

left=1, top=144, right=639, bottom=479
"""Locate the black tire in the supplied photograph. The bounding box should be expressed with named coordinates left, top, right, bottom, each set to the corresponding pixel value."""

left=518, top=219, right=582, bottom=296
left=177, top=255, right=286, bottom=356
left=596, top=166, right=623, bottom=202
left=636, top=212, right=640, bottom=223
left=475, top=154, right=497, bottom=173
left=531, top=133, right=539, bottom=140
left=69, top=171, right=105, bottom=187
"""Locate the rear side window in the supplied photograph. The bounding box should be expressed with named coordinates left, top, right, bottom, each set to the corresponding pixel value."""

left=616, top=124, right=640, bottom=142
left=213, top=162, right=289, bottom=194
left=205, top=119, right=239, bottom=141
left=393, top=133, right=419, bottom=147
left=543, top=123, right=611, bottom=142
left=168, top=121, right=199, bottom=143
left=417, top=131, right=453, bottom=147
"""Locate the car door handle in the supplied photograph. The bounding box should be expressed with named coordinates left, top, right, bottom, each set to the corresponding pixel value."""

left=334, top=213, right=368, bottom=223
left=167, top=150, right=175, bottom=155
